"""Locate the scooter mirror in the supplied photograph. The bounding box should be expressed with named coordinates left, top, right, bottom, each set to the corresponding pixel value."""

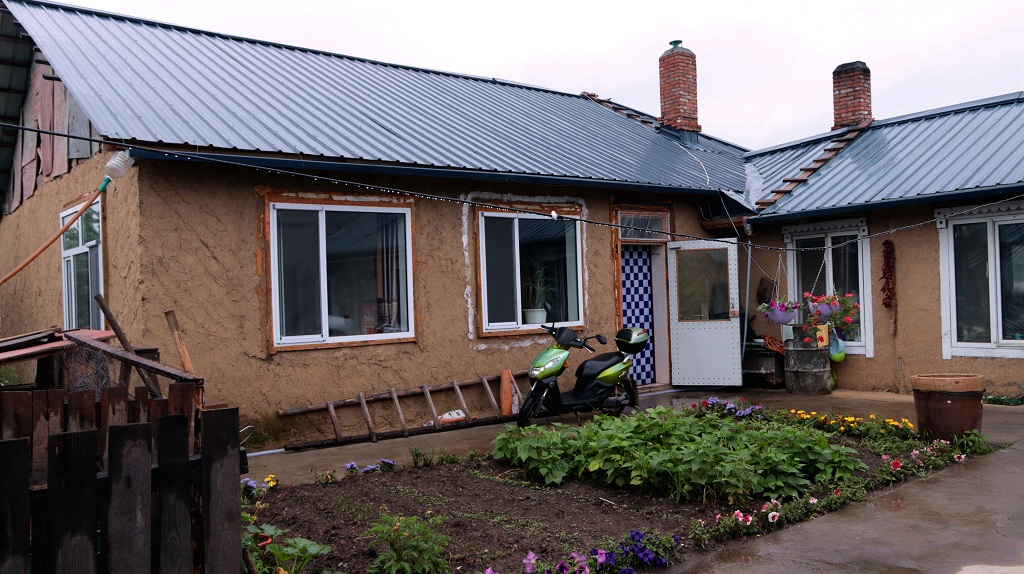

left=596, top=334, right=607, bottom=345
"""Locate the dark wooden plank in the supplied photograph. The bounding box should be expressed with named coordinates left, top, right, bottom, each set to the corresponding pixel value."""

left=325, top=401, right=342, bottom=441
left=51, top=81, right=68, bottom=178
left=157, top=415, right=191, bottom=574
left=107, top=423, right=151, bottom=574
left=63, top=332, right=202, bottom=384
left=357, top=393, right=377, bottom=442
left=48, top=430, right=98, bottom=574
left=200, top=408, right=240, bottom=574
left=0, top=438, right=30, bottom=573
left=134, top=387, right=149, bottom=423
left=31, top=390, right=64, bottom=485
left=99, top=387, right=129, bottom=469
left=389, top=388, right=409, bottom=437
left=479, top=375, right=501, bottom=416
left=167, top=383, right=195, bottom=454
left=66, top=91, right=91, bottom=159
left=1, top=391, right=32, bottom=440
left=66, top=390, right=97, bottom=432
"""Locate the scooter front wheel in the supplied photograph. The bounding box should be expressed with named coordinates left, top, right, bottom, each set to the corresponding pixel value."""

left=517, top=387, right=546, bottom=427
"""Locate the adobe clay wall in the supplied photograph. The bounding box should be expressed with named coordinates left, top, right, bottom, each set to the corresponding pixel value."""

left=131, top=159, right=669, bottom=442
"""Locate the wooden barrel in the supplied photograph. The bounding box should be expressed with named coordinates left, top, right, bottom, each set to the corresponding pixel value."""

left=784, top=339, right=831, bottom=395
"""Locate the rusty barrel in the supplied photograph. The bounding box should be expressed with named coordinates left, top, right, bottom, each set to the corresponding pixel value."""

left=911, top=374, right=984, bottom=441
left=784, top=339, right=831, bottom=395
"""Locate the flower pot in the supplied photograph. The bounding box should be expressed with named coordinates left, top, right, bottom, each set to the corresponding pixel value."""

left=765, top=309, right=797, bottom=324
left=911, top=374, right=984, bottom=441
left=522, top=308, right=547, bottom=324
left=814, top=302, right=835, bottom=318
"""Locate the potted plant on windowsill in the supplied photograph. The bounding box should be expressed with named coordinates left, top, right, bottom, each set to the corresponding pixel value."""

left=522, top=263, right=553, bottom=324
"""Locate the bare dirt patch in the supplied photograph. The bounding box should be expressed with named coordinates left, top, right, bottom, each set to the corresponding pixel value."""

left=256, top=458, right=731, bottom=573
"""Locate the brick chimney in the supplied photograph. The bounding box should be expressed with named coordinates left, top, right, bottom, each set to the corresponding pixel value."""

left=659, top=40, right=701, bottom=132
left=832, top=61, right=872, bottom=129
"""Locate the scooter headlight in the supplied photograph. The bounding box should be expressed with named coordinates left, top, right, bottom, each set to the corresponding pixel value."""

left=529, top=357, right=562, bottom=378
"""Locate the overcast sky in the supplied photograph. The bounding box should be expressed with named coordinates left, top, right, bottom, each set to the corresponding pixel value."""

left=66, top=0, right=1024, bottom=151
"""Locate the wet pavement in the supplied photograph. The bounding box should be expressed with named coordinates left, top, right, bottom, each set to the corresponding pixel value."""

left=246, top=388, right=1024, bottom=574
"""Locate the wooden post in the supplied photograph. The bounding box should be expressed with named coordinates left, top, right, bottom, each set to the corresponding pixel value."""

left=164, top=309, right=203, bottom=409
left=500, top=370, right=513, bottom=416
left=31, top=389, right=64, bottom=484
left=1, top=391, right=32, bottom=440
left=48, top=430, right=98, bottom=574
left=157, top=415, right=192, bottom=574
left=66, top=390, right=97, bottom=432
left=325, top=402, right=342, bottom=441
left=389, top=388, right=409, bottom=437
left=0, top=437, right=30, bottom=572
left=94, top=294, right=162, bottom=399
left=107, top=423, right=152, bottom=574
left=200, top=408, right=240, bottom=574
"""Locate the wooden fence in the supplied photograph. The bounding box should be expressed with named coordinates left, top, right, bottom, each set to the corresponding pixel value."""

left=0, top=384, right=243, bottom=573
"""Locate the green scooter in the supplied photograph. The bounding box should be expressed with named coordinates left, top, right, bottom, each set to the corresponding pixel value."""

left=517, top=303, right=649, bottom=427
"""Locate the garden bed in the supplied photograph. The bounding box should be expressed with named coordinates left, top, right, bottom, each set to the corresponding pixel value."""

left=244, top=400, right=989, bottom=574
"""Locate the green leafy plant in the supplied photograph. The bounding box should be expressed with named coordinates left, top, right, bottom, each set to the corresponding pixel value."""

left=362, top=513, right=451, bottom=574
left=243, top=523, right=332, bottom=574
left=0, top=366, right=19, bottom=386
left=311, top=468, right=337, bottom=485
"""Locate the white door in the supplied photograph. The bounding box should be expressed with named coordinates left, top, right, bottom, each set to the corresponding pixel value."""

left=667, top=239, right=742, bottom=386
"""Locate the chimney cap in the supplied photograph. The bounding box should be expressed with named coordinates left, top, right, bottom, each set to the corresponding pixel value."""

left=662, top=39, right=694, bottom=57
left=833, top=61, right=869, bottom=74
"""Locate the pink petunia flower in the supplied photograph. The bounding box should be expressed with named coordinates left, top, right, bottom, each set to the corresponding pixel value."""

left=595, top=549, right=606, bottom=565
left=834, top=489, right=842, bottom=496
left=733, top=510, right=744, bottom=520
left=803, top=337, right=812, bottom=344
left=954, top=454, right=967, bottom=462
left=809, top=497, right=818, bottom=504
left=890, top=459, right=902, bottom=471
left=768, top=512, right=780, bottom=523
left=881, top=454, right=890, bottom=460
left=743, top=515, right=753, bottom=526
left=523, top=551, right=538, bottom=574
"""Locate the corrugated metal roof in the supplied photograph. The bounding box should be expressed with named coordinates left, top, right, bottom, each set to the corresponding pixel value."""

left=753, top=92, right=1024, bottom=219
left=3, top=0, right=746, bottom=193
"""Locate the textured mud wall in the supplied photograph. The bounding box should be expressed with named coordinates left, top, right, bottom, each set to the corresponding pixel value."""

left=0, top=154, right=142, bottom=337
left=131, top=161, right=629, bottom=438
left=750, top=206, right=1024, bottom=397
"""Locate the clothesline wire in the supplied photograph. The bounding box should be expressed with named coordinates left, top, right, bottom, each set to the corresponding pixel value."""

left=4, top=121, right=1024, bottom=254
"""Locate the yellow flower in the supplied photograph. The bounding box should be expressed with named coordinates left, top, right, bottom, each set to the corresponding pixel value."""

left=869, top=414, right=877, bottom=419
left=790, top=409, right=796, bottom=413
left=810, top=411, right=817, bottom=416
left=839, top=426, right=845, bottom=432
left=276, top=568, right=289, bottom=574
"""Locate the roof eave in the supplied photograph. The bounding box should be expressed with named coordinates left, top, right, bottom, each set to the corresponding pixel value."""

left=130, top=148, right=751, bottom=207
left=748, top=183, right=1024, bottom=225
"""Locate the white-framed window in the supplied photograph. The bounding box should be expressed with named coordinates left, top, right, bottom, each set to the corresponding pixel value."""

left=784, top=218, right=873, bottom=357
left=937, top=201, right=1024, bottom=358
left=479, top=212, right=583, bottom=331
left=269, top=202, right=414, bottom=347
left=60, top=200, right=103, bottom=330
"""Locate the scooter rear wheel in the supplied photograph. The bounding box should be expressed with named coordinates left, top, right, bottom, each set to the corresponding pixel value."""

left=517, top=387, right=546, bottom=427
left=605, top=377, right=640, bottom=416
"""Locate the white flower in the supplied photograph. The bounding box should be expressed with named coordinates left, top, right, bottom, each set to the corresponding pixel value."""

left=768, top=512, right=780, bottom=523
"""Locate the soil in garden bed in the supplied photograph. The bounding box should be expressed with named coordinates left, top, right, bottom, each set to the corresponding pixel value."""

left=255, top=458, right=731, bottom=573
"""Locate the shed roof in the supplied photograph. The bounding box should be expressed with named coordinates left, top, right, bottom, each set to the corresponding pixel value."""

left=2, top=0, right=747, bottom=196
left=749, top=92, right=1024, bottom=221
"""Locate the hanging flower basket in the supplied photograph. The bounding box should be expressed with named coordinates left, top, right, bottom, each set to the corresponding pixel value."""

left=756, top=298, right=802, bottom=324
left=813, top=302, right=836, bottom=318
left=766, top=308, right=797, bottom=324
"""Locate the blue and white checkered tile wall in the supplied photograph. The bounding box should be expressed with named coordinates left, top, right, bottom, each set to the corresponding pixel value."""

left=621, top=245, right=655, bottom=385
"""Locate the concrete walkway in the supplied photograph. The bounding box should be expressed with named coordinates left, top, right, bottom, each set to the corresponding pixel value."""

left=245, top=388, right=1024, bottom=574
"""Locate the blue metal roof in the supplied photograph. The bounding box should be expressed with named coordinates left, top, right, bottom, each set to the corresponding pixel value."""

left=751, top=92, right=1024, bottom=220
left=3, top=0, right=747, bottom=194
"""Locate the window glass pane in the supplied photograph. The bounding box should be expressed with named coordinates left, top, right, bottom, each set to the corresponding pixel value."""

left=62, top=213, right=79, bottom=250
left=82, top=204, right=100, bottom=244
left=619, top=212, right=668, bottom=241
left=795, top=237, right=826, bottom=296
left=999, top=223, right=1024, bottom=340
left=483, top=217, right=517, bottom=324
left=325, top=211, right=409, bottom=337
left=518, top=219, right=579, bottom=323
left=830, top=234, right=861, bottom=342
left=73, top=252, right=92, bottom=329
left=276, top=209, right=322, bottom=338
left=676, top=248, right=730, bottom=320
left=953, top=222, right=991, bottom=343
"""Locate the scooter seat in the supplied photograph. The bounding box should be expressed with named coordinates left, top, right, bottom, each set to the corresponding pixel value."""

left=575, top=351, right=626, bottom=381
